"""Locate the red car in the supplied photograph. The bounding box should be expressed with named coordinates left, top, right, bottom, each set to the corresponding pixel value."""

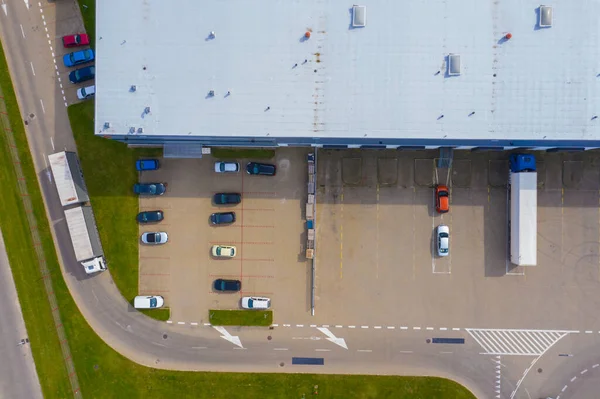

left=62, top=33, right=90, bottom=48
left=435, top=185, right=450, bottom=213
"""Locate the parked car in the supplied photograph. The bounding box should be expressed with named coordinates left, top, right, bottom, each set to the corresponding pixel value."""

left=141, top=232, right=168, bottom=245
left=210, top=212, right=236, bottom=225
left=76, top=84, right=95, bottom=100
left=213, top=279, right=241, bottom=292
left=437, top=224, right=450, bottom=257
left=214, top=161, right=240, bottom=173
left=136, top=210, right=164, bottom=224
left=213, top=192, right=241, bottom=205
left=435, top=185, right=450, bottom=213
left=211, top=245, right=236, bottom=258
left=133, top=183, right=166, bottom=196
left=69, top=65, right=95, bottom=83
left=246, top=162, right=276, bottom=176
left=63, top=49, right=94, bottom=67
left=135, top=159, right=160, bottom=171
left=133, top=295, right=164, bottom=309
left=241, top=297, right=271, bottom=309
left=62, top=33, right=90, bottom=48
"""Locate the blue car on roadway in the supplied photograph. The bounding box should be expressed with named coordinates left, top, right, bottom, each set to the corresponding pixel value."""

left=63, top=49, right=94, bottom=67
left=135, top=159, right=160, bottom=171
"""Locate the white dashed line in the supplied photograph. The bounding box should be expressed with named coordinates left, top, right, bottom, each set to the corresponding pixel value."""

left=374, top=326, right=382, bottom=329
left=315, top=349, right=330, bottom=352
left=310, top=324, right=316, bottom=328
left=581, top=369, right=588, bottom=375
left=335, top=325, right=343, bottom=328
left=440, top=327, right=447, bottom=331
left=413, top=327, right=421, bottom=330
left=191, top=346, right=206, bottom=350
left=166, top=320, right=173, bottom=324
left=452, top=328, right=461, bottom=331
left=283, top=324, right=291, bottom=327
left=570, top=376, right=577, bottom=382
left=271, top=324, right=279, bottom=327
left=41, top=14, right=44, bottom=19
left=439, top=351, right=453, bottom=354
left=562, top=385, right=567, bottom=392
left=322, top=325, right=329, bottom=328
left=387, top=326, right=395, bottom=329
left=585, top=331, right=593, bottom=334
left=51, top=52, right=54, bottom=58
left=233, top=347, right=246, bottom=350
left=348, top=325, right=356, bottom=329
left=426, top=327, right=434, bottom=330
left=400, top=326, right=408, bottom=330
left=57, top=77, right=61, bottom=82
left=399, top=350, right=413, bottom=354
left=296, top=324, right=304, bottom=328
left=190, top=322, right=198, bottom=326
left=357, top=349, right=372, bottom=352
left=203, top=323, right=211, bottom=326
left=30, top=62, right=35, bottom=76
left=361, top=326, right=369, bottom=329
left=593, top=364, right=599, bottom=368
left=49, top=46, right=53, bottom=52
left=20, top=24, right=25, bottom=38
left=39, top=99, right=45, bottom=113
left=177, top=322, right=185, bottom=325
left=273, top=348, right=288, bottom=351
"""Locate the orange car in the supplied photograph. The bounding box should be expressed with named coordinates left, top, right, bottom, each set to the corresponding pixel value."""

left=435, top=185, right=449, bottom=213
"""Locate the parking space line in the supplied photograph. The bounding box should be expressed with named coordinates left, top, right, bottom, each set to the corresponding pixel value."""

left=376, top=183, right=379, bottom=279
left=340, top=185, right=344, bottom=279
left=209, top=274, right=274, bottom=279
left=209, top=241, right=273, bottom=245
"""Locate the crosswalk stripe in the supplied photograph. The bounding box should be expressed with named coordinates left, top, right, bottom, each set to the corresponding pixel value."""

left=466, top=328, right=573, bottom=356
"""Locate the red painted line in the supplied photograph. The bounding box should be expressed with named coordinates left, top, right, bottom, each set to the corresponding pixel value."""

left=242, top=191, right=277, bottom=195
left=241, top=258, right=274, bottom=262
left=18, top=177, right=25, bottom=180
left=0, top=111, right=7, bottom=115
left=73, top=389, right=80, bottom=394
left=69, top=371, right=76, bottom=377
left=242, top=208, right=275, bottom=212
left=140, top=273, right=170, bottom=276
left=241, top=225, right=275, bottom=228
left=33, top=242, right=41, bottom=246
left=42, top=274, right=51, bottom=279
left=48, top=291, right=53, bottom=295
left=56, top=323, right=62, bottom=328
left=141, top=290, right=170, bottom=293
left=52, top=307, right=59, bottom=312
left=13, top=161, right=20, bottom=164
left=240, top=291, right=274, bottom=295
left=60, top=339, right=67, bottom=344
left=209, top=274, right=274, bottom=279
left=65, top=355, right=71, bottom=361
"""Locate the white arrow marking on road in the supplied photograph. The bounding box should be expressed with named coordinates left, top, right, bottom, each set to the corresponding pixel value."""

left=317, top=327, right=348, bottom=349
left=1, top=3, right=7, bottom=16
left=212, top=326, right=243, bottom=348
left=23, top=0, right=29, bottom=9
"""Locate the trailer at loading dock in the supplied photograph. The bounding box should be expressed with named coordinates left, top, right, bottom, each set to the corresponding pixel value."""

left=509, top=154, right=537, bottom=266
left=63, top=205, right=106, bottom=274
left=48, top=151, right=89, bottom=207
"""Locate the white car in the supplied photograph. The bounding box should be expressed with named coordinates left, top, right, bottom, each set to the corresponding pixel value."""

left=214, top=161, right=240, bottom=173
left=141, top=232, right=168, bottom=245
left=241, top=297, right=271, bottom=309
left=437, top=224, right=449, bottom=257
left=76, top=84, right=95, bottom=100
left=133, top=295, right=164, bottom=309
left=211, top=245, right=236, bottom=258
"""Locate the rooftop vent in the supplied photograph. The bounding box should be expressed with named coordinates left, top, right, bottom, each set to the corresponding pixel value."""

left=137, top=128, right=144, bottom=133
left=103, top=122, right=111, bottom=129
left=144, top=107, right=151, bottom=114
left=448, top=54, right=461, bottom=76
left=129, top=127, right=135, bottom=134
left=352, top=5, right=366, bottom=28
left=539, top=5, right=552, bottom=27
left=130, top=85, right=137, bottom=92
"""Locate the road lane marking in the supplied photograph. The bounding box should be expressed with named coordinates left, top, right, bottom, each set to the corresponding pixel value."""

left=570, top=376, right=576, bottom=382
left=387, top=326, right=395, bottom=329
left=585, top=330, right=592, bottom=333
left=296, top=324, right=304, bottom=327
left=20, top=24, right=25, bottom=38
left=399, top=350, right=413, bottom=353
left=39, top=99, right=45, bottom=114
left=562, top=385, right=567, bottom=392
left=315, top=349, right=330, bottom=352
left=440, top=327, right=447, bottom=330
left=335, top=325, right=343, bottom=328
left=400, top=326, right=408, bottom=330
left=374, top=326, right=381, bottom=329
left=283, top=324, right=291, bottom=327
left=439, top=351, right=453, bottom=354
left=203, top=323, right=211, bottom=326
left=413, top=327, right=421, bottom=330
left=272, top=324, right=279, bottom=327
left=581, top=369, right=588, bottom=374
left=361, top=326, right=369, bottom=329
left=593, top=364, right=599, bottom=368
left=166, top=320, right=173, bottom=324
left=467, top=328, right=572, bottom=356
left=453, top=328, right=460, bottom=331
left=426, top=327, right=434, bottom=330
left=348, top=325, right=355, bottom=329
left=310, top=324, right=316, bottom=327
left=273, top=348, right=288, bottom=351
left=192, top=346, right=206, bottom=349
left=357, top=349, right=372, bottom=352
left=177, top=322, right=185, bottom=325
left=30, top=61, right=35, bottom=76
left=190, top=322, right=198, bottom=326
left=49, top=136, right=54, bottom=150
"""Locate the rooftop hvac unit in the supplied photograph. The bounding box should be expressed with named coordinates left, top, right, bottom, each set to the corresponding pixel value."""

left=130, top=85, right=137, bottom=92
left=104, top=122, right=111, bottom=129
left=539, top=5, right=552, bottom=27
left=352, top=5, right=366, bottom=27
left=129, top=127, right=135, bottom=134
left=448, top=54, right=461, bottom=76
left=137, top=128, right=144, bottom=133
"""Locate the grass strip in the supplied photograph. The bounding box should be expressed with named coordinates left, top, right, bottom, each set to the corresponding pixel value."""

left=138, top=308, right=171, bottom=322
left=211, top=148, right=275, bottom=160
left=0, top=41, right=74, bottom=398
left=209, top=310, right=273, bottom=326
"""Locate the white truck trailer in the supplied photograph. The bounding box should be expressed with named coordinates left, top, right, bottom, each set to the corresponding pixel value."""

left=48, top=151, right=89, bottom=207
left=509, top=154, right=537, bottom=266
left=64, top=205, right=107, bottom=274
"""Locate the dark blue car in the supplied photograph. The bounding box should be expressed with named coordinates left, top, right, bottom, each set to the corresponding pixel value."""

left=63, top=49, right=94, bottom=67
left=133, top=183, right=166, bottom=196
left=213, top=279, right=241, bottom=292
left=69, top=66, right=95, bottom=83
left=246, top=162, right=276, bottom=176
left=136, top=159, right=160, bottom=171
left=213, top=193, right=241, bottom=205
left=210, top=212, right=236, bottom=225
left=136, top=210, right=164, bottom=224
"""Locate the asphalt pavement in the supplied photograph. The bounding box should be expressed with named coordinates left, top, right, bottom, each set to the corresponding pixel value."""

left=0, top=2, right=599, bottom=399
left=0, top=230, right=43, bottom=399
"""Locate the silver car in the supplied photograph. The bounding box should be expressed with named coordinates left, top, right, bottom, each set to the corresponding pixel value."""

left=141, top=232, right=168, bottom=245
left=436, top=225, right=449, bottom=257
left=214, top=161, right=240, bottom=173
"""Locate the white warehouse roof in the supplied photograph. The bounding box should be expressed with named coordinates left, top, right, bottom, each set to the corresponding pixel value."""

left=95, top=0, right=600, bottom=143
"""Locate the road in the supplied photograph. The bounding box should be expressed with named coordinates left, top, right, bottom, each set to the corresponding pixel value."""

left=0, top=230, right=43, bottom=399
left=0, top=2, right=598, bottom=399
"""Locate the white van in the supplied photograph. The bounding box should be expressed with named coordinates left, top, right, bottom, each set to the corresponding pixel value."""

left=134, top=295, right=164, bottom=309
left=77, top=85, right=95, bottom=100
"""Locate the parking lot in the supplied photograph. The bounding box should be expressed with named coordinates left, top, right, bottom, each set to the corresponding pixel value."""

left=313, top=150, right=600, bottom=331
left=138, top=149, right=311, bottom=322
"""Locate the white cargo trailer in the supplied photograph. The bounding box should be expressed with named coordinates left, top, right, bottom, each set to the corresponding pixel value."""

left=509, top=172, right=537, bottom=266
left=64, top=205, right=106, bottom=274
left=48, top=151, right=89, bottom=207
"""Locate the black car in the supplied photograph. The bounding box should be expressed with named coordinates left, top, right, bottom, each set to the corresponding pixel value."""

left=69, top=65, right=95, bottom=83
left=213, top=193, right=242, bottom=205
left=213, top=279, right=241, bottom=292
left=137, top=210, right=164, bottom=224
left=246, top=162, right=276, bottom=176
left=133, top=183, right=166, bottom=196
left=210, top=212, right=236, bottom=225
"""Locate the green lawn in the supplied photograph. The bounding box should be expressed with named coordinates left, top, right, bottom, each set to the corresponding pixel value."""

left=68, top=101, right=161, bottom=302
left=209, top=310, right=273, bottom=326
left=211, top=147, right=275, bottom=160
left=139, top=308, right=171, bottom=322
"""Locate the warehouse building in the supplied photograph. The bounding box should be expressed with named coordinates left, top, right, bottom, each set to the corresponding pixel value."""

left=95, top=0, right=600, bottom=155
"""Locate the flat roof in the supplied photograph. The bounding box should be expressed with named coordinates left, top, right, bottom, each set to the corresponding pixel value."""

left=95, top=0, right=600, bottom=142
